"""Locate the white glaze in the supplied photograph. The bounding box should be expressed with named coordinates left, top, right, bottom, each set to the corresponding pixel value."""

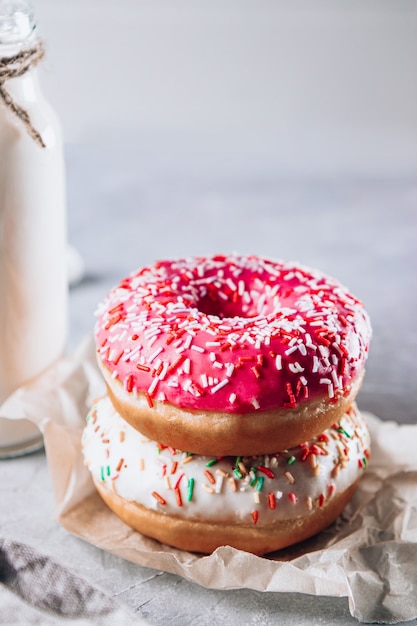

left=82, top=397, right=370, bottom=527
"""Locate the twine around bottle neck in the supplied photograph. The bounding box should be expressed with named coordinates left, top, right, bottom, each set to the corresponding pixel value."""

left=0, top=40, right=46, bottom=148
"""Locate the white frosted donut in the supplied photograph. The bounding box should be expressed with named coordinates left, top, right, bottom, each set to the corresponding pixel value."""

left=82, top=396, right=370, bottom=555
left=95, top=254, right=371, bottom=456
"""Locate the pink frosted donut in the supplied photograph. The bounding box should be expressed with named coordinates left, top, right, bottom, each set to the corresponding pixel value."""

left=95, top=254, right=371, bottom=455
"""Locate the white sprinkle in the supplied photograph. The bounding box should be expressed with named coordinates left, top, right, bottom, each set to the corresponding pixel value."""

left=211, top=379, right=230, bottom=394
left=149, top=346, right=163, bottom=363
left=191, top=345, right=205, bottom=353
left=305, top=333, right=316, bottom=349
left=183, top=334, right=193, bottom=350
left=183, top=379, right=192, bottom=392
left=275, top=355, right=282, bottom=370
left=215, top=475, right=224, bottom=494
left=212, top=361, right=223, bottom=369
left=318, top=344, right=329, bottom=358
left=289, top=362, right=304, bottom=373
left=226, top=278, right=237, bottom=291
left=229, top=392, right=237, bottom=404
left=147, top=334, right=158, bottom=348
left=183, top=358, right=191, bottom=374
left=298, top=343, right=307, bottom=356
left=253, top=491, right=261, bottom=504
left=251, top=398, right=260, bottom=410
left=285, top=345, right=298, bottom=356
left=320, top=377, right=331, bottom=385
left=312, top=356, right=320, bottom=373
left=276, top=490, right=283, bottom=499
left=148, top=377, right=159, bottom=395
left=300, top=375, right=308, bottom=386
left=225, top=363, right=235, bottom=377
left=200, top=373, right=208, bottom=388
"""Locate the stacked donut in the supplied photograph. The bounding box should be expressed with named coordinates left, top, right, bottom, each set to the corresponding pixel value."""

left=82, top=254, right=372, bottom=555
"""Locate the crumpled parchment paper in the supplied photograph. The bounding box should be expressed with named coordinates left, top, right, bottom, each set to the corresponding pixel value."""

left=1, top=336, right=416, bottom=624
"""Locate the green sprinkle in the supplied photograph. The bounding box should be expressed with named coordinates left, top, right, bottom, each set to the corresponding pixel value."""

left=337, top=427, right=351, bottom=438
left=250, top=474, right=258, bottom=488
left=106, top=465, right=111, bottom=476
left=233, top=468, right=243, bottom=480
left=100, top=466, right=105, bottom=482
left=256, top=476, right=265, bottom=492
left=187, top=478, right=195, bottom=501
left=362, top=456, right=367, bottom=467
left=206, top=458, right=218, bottom=468
left=287, top=456, right=296, bottom=465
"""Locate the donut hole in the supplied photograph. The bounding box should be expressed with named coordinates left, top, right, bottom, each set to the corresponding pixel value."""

left=196, top=292, right=276, bottom=320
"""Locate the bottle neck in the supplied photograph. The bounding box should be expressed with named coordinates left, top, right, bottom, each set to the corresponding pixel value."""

left=0, top=0, right=37, bottom=55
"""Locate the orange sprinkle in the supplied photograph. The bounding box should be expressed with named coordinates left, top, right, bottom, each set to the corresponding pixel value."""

left=251, top=510, right=259, bottom=525
left=116, top=458, right=124, bottom=472
left=151, top=491, right=166, bottom=505
left=268, top=492, right=276, bottom=510
left=204, top=470, right=216, bottom=485
left=170, top=461, right=178, bottom=475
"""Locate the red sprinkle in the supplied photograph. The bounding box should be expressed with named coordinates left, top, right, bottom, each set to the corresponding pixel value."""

left=174, top=472, right=185, bottom=490
left=175, top=487, right=183, bottom=507
left=136, top=363, right=151, bottom=372
left=268, top=493, right=276, bottom=510
left=257, top=466, right=275, bottom=479
left=251, top=510, right=259, bottom=525
left=145, top=392, right=153, bottom=408
left=126, top=374, right=135, bottom=393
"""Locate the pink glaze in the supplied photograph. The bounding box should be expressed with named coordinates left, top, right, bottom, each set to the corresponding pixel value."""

left=95, top=254, right=371, bottom=413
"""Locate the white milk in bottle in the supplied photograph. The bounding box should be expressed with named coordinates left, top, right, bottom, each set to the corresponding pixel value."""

left=0, top=0, right=67, bottom=457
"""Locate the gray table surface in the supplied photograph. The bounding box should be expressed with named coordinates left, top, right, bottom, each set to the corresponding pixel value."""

left=1, top=137, right=416, bottom=625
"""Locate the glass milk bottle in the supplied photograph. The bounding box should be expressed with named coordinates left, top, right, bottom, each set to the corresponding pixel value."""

left=0, top=0, right=67, bottom=457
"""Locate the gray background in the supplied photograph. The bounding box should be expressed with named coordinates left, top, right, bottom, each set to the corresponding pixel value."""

left=1, top=1, right=417, bottom=624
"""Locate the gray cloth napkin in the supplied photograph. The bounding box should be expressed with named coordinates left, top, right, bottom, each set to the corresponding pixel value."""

left=0, top=537, right=146, bottom=625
